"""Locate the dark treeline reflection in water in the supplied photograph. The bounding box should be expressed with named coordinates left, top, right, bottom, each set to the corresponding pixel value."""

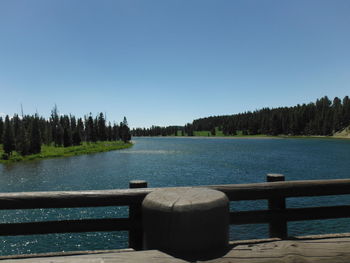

left=1, top=137, right=350, bottom=255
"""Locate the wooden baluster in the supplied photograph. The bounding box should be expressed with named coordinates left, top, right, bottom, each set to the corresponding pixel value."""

left=266, top=174, right=287, bottom=238
left=129, top=180, right=148, bottom=250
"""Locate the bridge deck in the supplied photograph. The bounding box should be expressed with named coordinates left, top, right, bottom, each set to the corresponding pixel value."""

left=2, top=234, right=350, bottom=263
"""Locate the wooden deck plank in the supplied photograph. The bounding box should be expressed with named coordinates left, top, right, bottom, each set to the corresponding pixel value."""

left=204, top=237, right=350, bottom=263
left=3, top=236, right=350, bottom=263
left=0, top=250, right=187, bottom=263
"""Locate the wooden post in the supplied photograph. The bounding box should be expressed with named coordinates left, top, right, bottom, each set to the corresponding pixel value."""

left=266, top=174, right=287, bottom=239
left=129, top=180, right=148, bottom=250
left=142, top=188, right=229, bottom=257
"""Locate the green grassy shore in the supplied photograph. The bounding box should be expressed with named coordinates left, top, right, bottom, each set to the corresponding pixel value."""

left=0, top=141, right=133, bottom=164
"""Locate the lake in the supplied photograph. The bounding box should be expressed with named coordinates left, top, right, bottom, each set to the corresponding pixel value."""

left=0, top=137, right=350, bottom=255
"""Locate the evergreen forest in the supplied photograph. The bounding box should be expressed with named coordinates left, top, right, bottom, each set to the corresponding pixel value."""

left=132, top=96, right=350, bottom=137
left=0, top=106, right=131, bottom=159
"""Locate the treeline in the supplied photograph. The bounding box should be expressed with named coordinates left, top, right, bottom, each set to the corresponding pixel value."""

left=132, top=96, right=350, bottom=137
left=0, top=106, right=131, bottom=159
left=131, top=125, right=196, bottom=136
left=132, top=126, right=182, bottom=136
left=191, top=96, right=350, bottom=136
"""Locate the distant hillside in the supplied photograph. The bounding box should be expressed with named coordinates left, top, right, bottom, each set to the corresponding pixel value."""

left=190, top=96, right=350, bottom=137
left=132, top=96, right=350, bottom=137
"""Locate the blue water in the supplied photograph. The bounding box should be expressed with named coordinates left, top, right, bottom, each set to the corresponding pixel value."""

left=0, top=137, right=350, bottom=255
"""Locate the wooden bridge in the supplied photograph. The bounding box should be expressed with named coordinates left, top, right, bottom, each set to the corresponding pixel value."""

left=1, top=175, right=350, bottom=262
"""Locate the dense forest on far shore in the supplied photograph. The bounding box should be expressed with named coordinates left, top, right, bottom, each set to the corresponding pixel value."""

left=0, top=106, right=131, bottom=160
left=132, top=96, right=350, bottom=137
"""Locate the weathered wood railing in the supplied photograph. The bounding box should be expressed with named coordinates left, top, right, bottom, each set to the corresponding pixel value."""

left=1, top=176, right=350, bottom=250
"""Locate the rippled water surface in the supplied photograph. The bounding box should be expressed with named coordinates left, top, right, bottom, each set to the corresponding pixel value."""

left=0, top=137, right=350, bottom=255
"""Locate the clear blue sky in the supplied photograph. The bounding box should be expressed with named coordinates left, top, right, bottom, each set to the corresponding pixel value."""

left=0, top=0, right=349, bottom=128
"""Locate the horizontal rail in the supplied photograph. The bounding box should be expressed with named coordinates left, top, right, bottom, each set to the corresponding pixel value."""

left=230, top=205, right=350, bottom=225
left=0, top=218, right=134, bottom=236
left=0, top=179, right=350, bottom=209
left=0, top=188, right=153, bottom=209
left=211, top=178, right=350, bottom=201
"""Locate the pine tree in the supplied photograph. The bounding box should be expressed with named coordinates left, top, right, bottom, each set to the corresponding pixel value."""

left=332, top=97, right=342, bottom=132
left=12, top=114, right=20, bottom=140
left=85, top=114, right=95, bottom=142
left=72, top=127, right=82, bottom=146
left=63, top=127, right=72, bottom=147
left=120, top=117, right=131, bottom=142
left=343, top=96, right=350, bottom=127
left=97, top=113, right=107, bottom=141
left=92, top=117, right=98, bottom=142
left=185, top=124, right=194, bottom=136
left=2, top=115, right=15, bottom=156
left=29, top=115, right=42, bottom=154
left=16, top=122, right=30, bottom=156
left=107, top=122, right=112, bottom=141
left=51, top=105, right=60, bottom=146
left=70, top=115, right=77, bottom=131
left=112, top=123, right=119, bottom=140
left=77, top=118, right=85, bottom=141
left=0, top=117, right=4, bottom=144
left=55, top=124, right=63, bottom=146
left=42, top=121, right=52, bottom=145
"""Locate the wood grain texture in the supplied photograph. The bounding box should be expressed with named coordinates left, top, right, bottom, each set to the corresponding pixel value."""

left=1, top=178, right=350, bottom=210
left=230, top=205, right=350, bottom=224
left=203, top=238, right=350, bottom=263
left=3, top=237, right=350, bottom=263
left=266, top=173, right=287, bottom=238
left=0, top=250, right=188, bottom=263
left=129, top=180, right=147, bottom=250
left=0, top=188, right=153, bottom=209
left=1, top=179, right=350, bottom=238
left=210, top=178, right=350, bottom=201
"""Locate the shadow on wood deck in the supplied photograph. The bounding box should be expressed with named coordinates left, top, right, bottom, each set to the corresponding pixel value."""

left=2, top=233, right=350, bottom=263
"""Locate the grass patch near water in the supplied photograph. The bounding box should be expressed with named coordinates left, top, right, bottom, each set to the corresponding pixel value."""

left=0, top=141, right=133, bottom=164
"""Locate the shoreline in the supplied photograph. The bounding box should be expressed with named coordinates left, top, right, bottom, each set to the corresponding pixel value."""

left=133, top=135, right=350, bottom=140
left=161, top=136, right=280, bottom=140
left=0, top=141, right=133, bottom=165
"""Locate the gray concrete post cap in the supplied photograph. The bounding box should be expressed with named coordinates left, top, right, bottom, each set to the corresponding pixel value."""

left=142, top=187, right=228, bottom=212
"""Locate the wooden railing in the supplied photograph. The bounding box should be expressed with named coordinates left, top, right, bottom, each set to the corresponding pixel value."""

left=1, top=176, right=350, bottom=250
